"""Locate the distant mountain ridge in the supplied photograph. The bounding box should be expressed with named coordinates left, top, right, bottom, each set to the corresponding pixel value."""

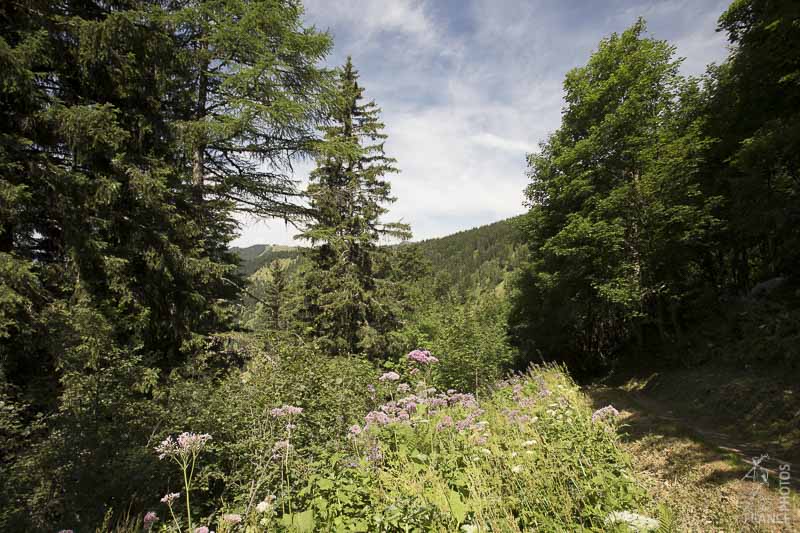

left=411, top=217, right=525, bottom=297
left=233, top=217, right=524, bottom=295
left=231, top=244, right=301, bottom=275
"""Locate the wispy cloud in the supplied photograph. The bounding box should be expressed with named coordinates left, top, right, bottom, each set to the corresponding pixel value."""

left=233, top=0, right=730, bottom=247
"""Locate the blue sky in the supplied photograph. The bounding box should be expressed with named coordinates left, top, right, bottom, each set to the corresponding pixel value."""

left=232, top=0, right=731, bottom=247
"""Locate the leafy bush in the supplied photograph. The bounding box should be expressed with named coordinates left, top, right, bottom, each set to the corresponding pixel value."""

left=397, top=294, right=515, bottom=392
left=116, top=363, right=658, bottom=532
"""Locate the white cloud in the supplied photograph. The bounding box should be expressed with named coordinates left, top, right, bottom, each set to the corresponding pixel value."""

left=303, top=0, right=436, bottom=45
left=232, top=0, right=731, bottom=247
left=471, top=133, right=533, bottom=153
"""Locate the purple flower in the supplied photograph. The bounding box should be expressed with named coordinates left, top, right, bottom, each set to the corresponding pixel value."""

left=397, top=410, right=410, bottom=421
left=143, top=511, right=159, bottom=529
left=270, top=405, right=303, bottom=417
left=160, top=492, right=180, bottom=505
left=222, top=513, right=242, bottom=524
left=591, top=405, right=620, bottom=423
left=397, top=383, right=411, bottom=393
left=195, top=527, right=210, bottom=533
left=57, top=530, right=75, bottom=533
left=407, top=349, right=439, bottom=365
left=349, top=424, right=362, bottom=436
left=365, top=410, right=391, bottom=426
left=156, top=432, right=211, bottom=460
left=436, top=415, right=453, bottom=431
left=380, top=402, right=399, bottom=415
left=368, top=444, right=383, bottom=462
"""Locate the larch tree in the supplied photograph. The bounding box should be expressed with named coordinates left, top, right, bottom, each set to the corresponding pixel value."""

left=165, top=0, right=334, bottom=218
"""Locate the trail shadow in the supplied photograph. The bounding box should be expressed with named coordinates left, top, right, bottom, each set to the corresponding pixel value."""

left=586, top=385, right=799, bottom=490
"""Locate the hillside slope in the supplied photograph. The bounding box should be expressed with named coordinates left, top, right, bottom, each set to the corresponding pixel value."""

left=410, top=217, right=524, bottom=298
left=231, top=244, right=301, bottom=276
left=233, top=217, right=524, bottom=296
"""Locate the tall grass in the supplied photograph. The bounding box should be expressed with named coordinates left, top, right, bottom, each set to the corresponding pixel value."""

left=106, top=362, right=664, bottom=532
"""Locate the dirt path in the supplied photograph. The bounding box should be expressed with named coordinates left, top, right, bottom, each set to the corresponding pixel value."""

left=586, top=385, right=799, bottom=532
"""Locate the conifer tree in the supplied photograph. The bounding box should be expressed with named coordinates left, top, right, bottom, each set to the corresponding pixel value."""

left=165, top=0, right=334, bottom=218
left=298, top=58, right=411, bottom=357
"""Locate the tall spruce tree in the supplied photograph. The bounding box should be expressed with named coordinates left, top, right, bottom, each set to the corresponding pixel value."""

left=298, top=58, right=411, bottom=357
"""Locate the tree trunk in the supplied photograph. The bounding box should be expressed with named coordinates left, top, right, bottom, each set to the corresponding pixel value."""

left=193, top=53, right=208, bottom=202
left=0, top=223, right=12, bottom=253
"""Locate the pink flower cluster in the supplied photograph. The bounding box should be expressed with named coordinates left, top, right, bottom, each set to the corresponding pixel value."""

left=358, top=388, right=482, bottom=431
left=143, top=511, right=159, bottom=529
left=270, top=405, right=303, bottom=417
left=591, top=405, right=620, bottom=423
left=160, top=492, right=180, bottom=505
left=407, top=349, right=439, bottom=365
left=222, top=513, right=242, bottom=524
left=155, top=432, right=211, bottom=460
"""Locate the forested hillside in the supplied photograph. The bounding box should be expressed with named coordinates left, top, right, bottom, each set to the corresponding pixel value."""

left=1, top=0, right=797, bottom=531
left=232, top=244, right=301, bottom=276
left=235, top=217, right=523, bottom=298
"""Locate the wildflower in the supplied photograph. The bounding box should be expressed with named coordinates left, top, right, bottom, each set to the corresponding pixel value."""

left=480, top=448, right=491, bottom=455
left=397, top=383, right=411, bottom=393
left=511, top=451, right=518, bottom=458
left=222, top=513, right=242, bottom=524
left=156, top=432, right=211, bottom=460
left=591, top=405, right=620, bottom=423
left=604, top=511, right=659, bottom=531
left=407, top=349, right=439, bottom=365
left=429, top=397, right=447, bottom=408
left=397, top=410, right=410, bottom=421
left=380, top=401, right=398, bottom=414
left=160, top=492, right=180, bottom=504
left=272, top=440, right=292, bottom=453
left=367, top=384, right=376, bottom=393
left=367, top=444, right=383, bottom=462
left=365, top=410, right=391, bottom=426
left=257, top=494, right=276, bottom=513
left=57, top=530, right=74, bottom=533
left=143, top=511, right=159, bottom=529
left=348, top=424, right=362, bottom=436
left=195, top=526, right=210, bottom=533
left=522, top=440, right=537, bottom=447
left=409, top=368, right=420, bottom=375
left=511, top=465, right=524, bottom=474
left=379, top=371, right=400, bottom=382
left=270, top=405, right=303, bottom=417
left=436, top=415, right=453, bottom=431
